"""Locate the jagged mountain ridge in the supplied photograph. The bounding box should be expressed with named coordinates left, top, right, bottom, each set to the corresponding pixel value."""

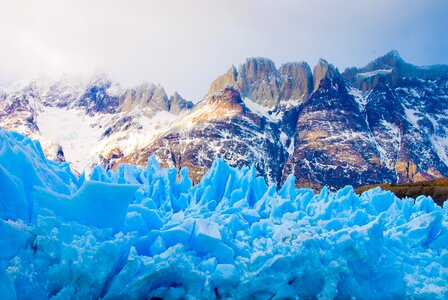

left=208, top=57, right=313, bottom=108
left=122, top=51, right=448, bottom=188
left=0, top=75, right=193, bottom=171
left=0, top=51, right=447, bottom=189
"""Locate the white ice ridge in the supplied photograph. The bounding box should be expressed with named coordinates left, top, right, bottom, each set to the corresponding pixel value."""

left=0, top=128, right=447, bottom=299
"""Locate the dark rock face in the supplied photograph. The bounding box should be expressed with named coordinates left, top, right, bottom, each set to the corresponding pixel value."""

left=75, top=77, right=121, bottom=114
left=283, top=75, right=395, bottom=190
left=56, top=146, right=66, bottom=162
left=282, top=52, right=448, bottom=190
left=343, top=52, right=448, bottom=185
left=364, top=81, right=405, bottom=170
left=392, top=79, right=448, bottom=183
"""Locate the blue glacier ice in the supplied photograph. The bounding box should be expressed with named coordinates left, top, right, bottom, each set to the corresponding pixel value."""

left=0, top=128, right=447, bottom=299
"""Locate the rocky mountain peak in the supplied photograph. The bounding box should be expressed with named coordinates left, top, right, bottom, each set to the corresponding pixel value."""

left=179, top=87, right=244, bottom=128
left=278, top=61, right=313, bottom=103
left=73, top=74, right=124, bottom=114
left=278, top=61, right=311, bottom=74
left=168, top=91, right=193, bottom=114
left=313, top=58, right=339, bottom=91
left=151, top=84, right=169, bottom=101
left=208, top=58, right=280, bottom=108
left=171, top=91, right=182, bottom=99
left=206, top=87, right=243, bottom=107
left=120, top=82, right=170, bottom=115
left=44, top=76, right=85, bottom=107
left=208, top=66, right=238, bottom=96
left=341, top=50, right=448, bottom=91
left=9, top=80, right=44, bottom=98
left=209, top=58, right=315, bottom=108
left=237, top=57, right=279, bottom=107
left=1, top=52, right=448, bottom=191
left=342, top=51, right=408, bottom=91
left=386, top=49, right=401, bottom=57
left=241, top=57, right=277, bottom=80
left=366, top=50, right=404, bottom=70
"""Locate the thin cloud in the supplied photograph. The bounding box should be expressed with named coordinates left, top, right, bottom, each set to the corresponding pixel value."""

left=0, top=0, right=447, bottom=101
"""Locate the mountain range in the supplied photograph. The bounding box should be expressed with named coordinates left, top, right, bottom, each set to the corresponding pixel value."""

left=0, top=50, right=447, bottom=190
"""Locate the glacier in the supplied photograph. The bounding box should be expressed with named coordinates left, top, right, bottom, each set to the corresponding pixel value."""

left=0, top=128, right=447, bottom=299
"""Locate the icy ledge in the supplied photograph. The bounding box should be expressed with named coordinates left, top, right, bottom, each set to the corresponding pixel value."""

left=0, top=129, right=447, bottom=299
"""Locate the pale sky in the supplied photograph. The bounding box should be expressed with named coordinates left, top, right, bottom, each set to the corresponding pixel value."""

left=0, top=0, right=447, bottom=101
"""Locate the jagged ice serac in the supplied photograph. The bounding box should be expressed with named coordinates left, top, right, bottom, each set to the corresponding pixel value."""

left=0, top=128, right=447, bottom=299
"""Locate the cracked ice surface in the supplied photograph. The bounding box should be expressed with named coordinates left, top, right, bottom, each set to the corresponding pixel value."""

left=0, top=129, right=447, bottom=299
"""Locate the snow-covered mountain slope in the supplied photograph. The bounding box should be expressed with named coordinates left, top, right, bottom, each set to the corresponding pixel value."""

left=121, top=88, right=287, bottom=185
left=0, top=74, right=193, bottom=173
left=282, top=53, right=448, bottom=189
left=36, top=106, right=106, bottom=171
left=0, top=51, right=447, bottom=189
left=283, top=65, right=396, bottom=190
left=1, top=128, right=447, bottom=299
left=343, top=51, right=448, bottom=184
